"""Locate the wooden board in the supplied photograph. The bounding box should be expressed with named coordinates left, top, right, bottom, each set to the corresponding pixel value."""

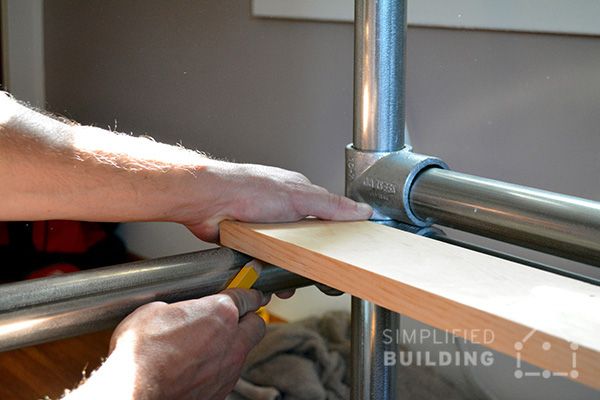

left=221, top=219, right=600, bottom=389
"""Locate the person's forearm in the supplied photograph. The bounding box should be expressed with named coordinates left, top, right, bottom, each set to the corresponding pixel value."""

left=0, top=92, right=216, bottom=223
left=0, top=92, right=371, bottom=242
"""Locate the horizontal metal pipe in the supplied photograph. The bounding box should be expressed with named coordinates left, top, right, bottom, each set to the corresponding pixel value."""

left=0, top=248, right=249, bottom=313
left=0, top=248, right=312, bottom=351
left=410, top=168, right=600, bottom=266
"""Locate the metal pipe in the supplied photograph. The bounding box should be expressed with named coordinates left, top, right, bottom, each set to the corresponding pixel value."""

left=0, top=248, right=312, bottom=351
left=410, top=168, right=600, bottom=266
left=0, top=248, right=248, bottom=313
left=353, top=0, right=407, bottom=152
left=351, top=298, right=400, bottom=400
left=351, top=1, right=407, bottom=398
left=349, top=1, right=600, bottom=397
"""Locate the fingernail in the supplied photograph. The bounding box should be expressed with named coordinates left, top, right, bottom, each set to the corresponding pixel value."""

left=357, top=202, right=373, bottom=218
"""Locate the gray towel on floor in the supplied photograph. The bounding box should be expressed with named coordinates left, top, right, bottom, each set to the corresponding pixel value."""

left=227, top=311, right=486, bottom=400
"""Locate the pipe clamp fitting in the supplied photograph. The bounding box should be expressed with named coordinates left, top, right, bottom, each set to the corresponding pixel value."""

left=346, top=145, right=448, bottom=226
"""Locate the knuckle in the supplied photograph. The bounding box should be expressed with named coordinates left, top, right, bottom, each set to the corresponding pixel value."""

left=292, top=172, right=310, bottom=183
left=137, top=301, right=168, bottom=313
left=163, top=305, right=189, bottom=322
left=213, top=295, right=240, bottom=325
left=312, top=185, right=329, bottom=194
left=328, top=193, right=345, bottom=212
left=142, top=303, right=188, bottom=332
left=131, top=302, right=170, bottom=325
left=112, top=301, right=170, bottom=340
left=283, top=172, right=310, bottom=188
left=189, top=221, right=219, bottom=242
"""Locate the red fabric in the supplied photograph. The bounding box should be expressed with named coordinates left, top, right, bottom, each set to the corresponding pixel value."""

left=26, top=263, right=80, bottom=279
left=32, top=221, right=107, bottom=253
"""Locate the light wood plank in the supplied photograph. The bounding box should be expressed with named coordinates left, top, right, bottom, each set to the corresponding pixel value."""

left=220, top=219, right=600, bottom=389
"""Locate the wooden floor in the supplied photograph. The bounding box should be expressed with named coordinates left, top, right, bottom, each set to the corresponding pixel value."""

left=0, top=309, right=283, bottom=399
left=0, top=330, right=112, bottom=399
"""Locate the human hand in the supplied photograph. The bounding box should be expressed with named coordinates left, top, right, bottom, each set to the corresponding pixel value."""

left=0, top=100, right=371, bottom=234
left=175, top=161, right=373, bottom=242
left=66, top=289, right=269, bottom=400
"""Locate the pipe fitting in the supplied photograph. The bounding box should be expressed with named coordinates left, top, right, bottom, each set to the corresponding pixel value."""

left=346, top=145, right=448, bottom=226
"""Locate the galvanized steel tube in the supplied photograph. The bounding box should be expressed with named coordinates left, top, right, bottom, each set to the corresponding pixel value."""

left=351, top=298, right=400, bottom=400
left=351, top=1, right=407, bottom=399
left=353, top=0, right=407, bottom=152
left=410, top=168, right=600, bottom=266
left=0, top=248, right=249, bottom=313
left=0, top=248, right=312, bottom=351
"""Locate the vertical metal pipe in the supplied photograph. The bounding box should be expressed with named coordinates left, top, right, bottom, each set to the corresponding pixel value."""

left=351, top=1, right=407, bottom=399
left=351, top=298, right=400, bottom=400
left=353, top=0, right=407, bottom=152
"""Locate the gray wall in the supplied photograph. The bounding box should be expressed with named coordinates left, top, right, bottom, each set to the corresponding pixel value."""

left=45, top=1, right=600, bottom=199
left=44, top=1, right=600, bottom=399
left=45, top=0, right=354, bottom=193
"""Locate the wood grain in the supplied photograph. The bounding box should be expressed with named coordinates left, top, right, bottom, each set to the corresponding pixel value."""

left=220, top=219, right=600, bottom=389
left=0, top=330, right=111, bottom=399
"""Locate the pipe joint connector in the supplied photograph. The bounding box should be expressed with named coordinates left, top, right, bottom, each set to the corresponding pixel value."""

left=346, top=145, right=448, bottom=226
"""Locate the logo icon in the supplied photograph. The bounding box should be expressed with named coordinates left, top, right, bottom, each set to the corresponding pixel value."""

left=514, top=328, right=578, bottom=379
